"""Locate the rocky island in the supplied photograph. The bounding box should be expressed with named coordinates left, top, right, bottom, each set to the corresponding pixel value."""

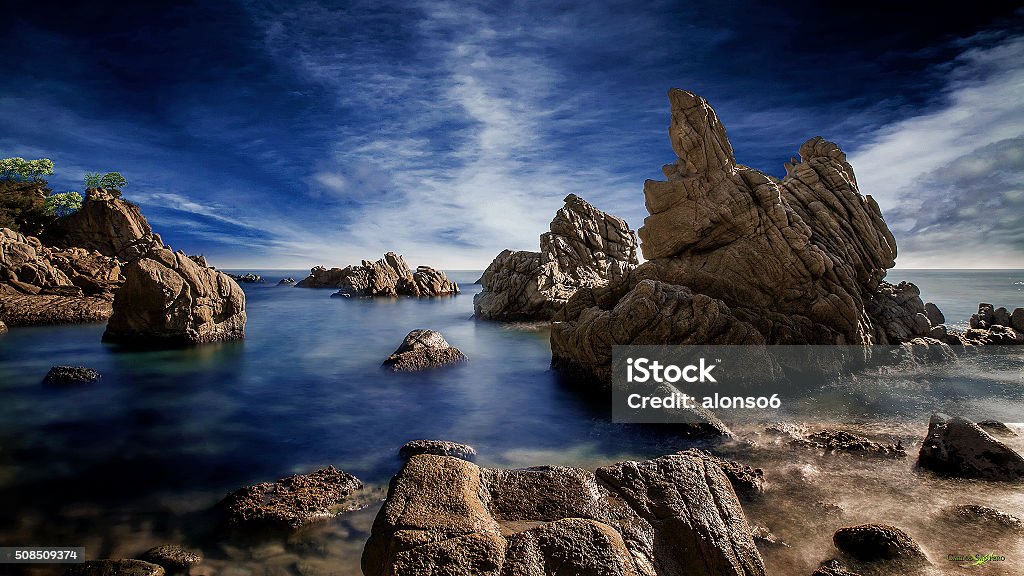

left=296, top=251, right=459, bottom=297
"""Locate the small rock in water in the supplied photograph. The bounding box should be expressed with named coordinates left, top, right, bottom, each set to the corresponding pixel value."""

left=749, top=524, right=789, bottom=548
left=228, top=272, right=263, bottom=283
left=140, top=545, right=202, bottom=571
left=917, top=413, right=1024, bottom=481
left=976, top=420, right=1017, bottom=437
left=399, top=439, right=477, bottom=462
left=64, top=559, right=165, bottom=576
left=43, top=366, right=101, bottom=385
left=832, top=524, right=928, bottom=563
left=219, top=466, right=363, bottom=530
left=276, top=277, right=296, bottom=286
left=811, top=559, right=862, bottom=576
left=766, top=424, right=905, bottom=458
left=0, top=320, right=6, bottom=334
left=382, top=329, right=467, bottom=372
left=939, top=504, right=1024, bottom=534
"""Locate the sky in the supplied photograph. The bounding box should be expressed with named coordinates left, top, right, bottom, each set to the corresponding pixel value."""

left=1, top=1, right=1022, bottom=270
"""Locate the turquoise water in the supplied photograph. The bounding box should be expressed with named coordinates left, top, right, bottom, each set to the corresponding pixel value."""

left=0, top=269, right=1021, bottom=575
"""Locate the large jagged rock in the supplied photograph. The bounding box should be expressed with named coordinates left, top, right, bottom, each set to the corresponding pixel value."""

left=1, top=227, right=73, bottom=290
left=917, top=413, right=1024, bottom=481
left=43, top=188, right=153, bottom=260
left=297, top=252, right=459, bottom=297
left=362, top=452, right=766, bottom=576
left=961, top=303, right=1024, bottom=345
left=551, top=89, right=946, bottom=382
left=103, top=242, right=246, bottom=345
left=474, top=194, right=639, bottom=321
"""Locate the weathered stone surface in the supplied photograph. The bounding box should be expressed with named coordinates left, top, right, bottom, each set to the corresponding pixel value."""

left=917, top=413, right=1024, bottom=481
left=399, top=440, right=477, bottom=462
left=220, top=466, right=362, bottom=530
left=382, top=329, right=467, bottom=371
left=0, top=319, right=5, bottom=333
left=1012, top=307, right=1024, bottom=332
left=44, top=188, right=153, bottom=260
left=228, top=272, right=263, bottom=283
left=938, top=504, right=1024, bottom=534
left=1, top=227, right=74, bottom=290
left=475, top=194, right=638, bottom=321
left=832, top=524, right=928, bottom=563
left=363, top=453, right=766, bottom=576
left=766, top=425, right=906, bottom=458
left=277, top=277, right=297, bottom=286
left=298, top=252, right=458, bottom=297
left=811, top=559, right=862, bottom=576
left=64, top=559, right=165, bottom=576
left=551, top=90, right=948, bottom=382
left=48, top=246, right=122, bottom=296
left=677, top=449, right=765, bottom=499
left=103, top=244, right=246, bottom=346
left=140, top=545, right=202, bottom=572
left=42, top=366, right=101, bottom=385
left=924, top=302, right=944, bottom=326
left=0, top=293, right=112, bottom=326
left=976, top=420, right=1017, bottom=437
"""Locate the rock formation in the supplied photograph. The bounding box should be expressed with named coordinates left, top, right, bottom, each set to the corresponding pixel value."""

left=219, top=466, right=362, bottom=530
left=0, top=319, right=5, bottom=334
left=296, top=252, right=459, bottom=297
left=956, top=303, right=1024, bottom=344
left=42, top=366, right=101, bottom=385
left=399, top=439, right=477, bottom=461
left=228, top=272, right=263, bottom=283
left=917, top=413, right=1024, bottom=481
left=938, top=505, right=1024, bottom=535
left=550, top=89, right=953, bottom=382
left=474, top=194, right=639, bottom=320
left=65, top=559, right=165, bottom=576
left=140, top=546, right=202, bottom=572
left=831, top=524, right=928, bottom=564
left=103, top=242, right=246, bottom=345
left=382, top=329, right=467, bottom=371
left=362, top=452, right=766, bottom=576
left=43, top=188, right=153, bottom=260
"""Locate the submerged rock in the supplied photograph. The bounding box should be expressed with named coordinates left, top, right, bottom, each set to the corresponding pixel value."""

left=551, top=89, right=948, bottom=383
left=811, top=559, right=862, bottom=576
left=276, top=277, right=296, bottom=286
left=140, top=545, right=202, bottom=572
left=791, top=428, right=905, bottom=458
left=220, top=466, right=362, bottom=530
left=917, top=413, right=1024, bottom=481
left=299, top=252, right=459, bottom=297
left=976, top=420, right=1017, bottom=437
left=832, top=524, right=928, bottom=564
left=64, top=560, right=165, bottom=576
left=938, top=504, right=1024, bottom=534
left=362, top=452, right=766, bottom=576
left=42, top=366, right=101, bottom=385
left=103, top=244, right=246, bottom=346
left=43, top=188, right=154, bottom=260
left=382, top=329, right=467, bottom=372
left=399, top=439, right=477, bottom=461
left=474, top=194, right=639, bottom=321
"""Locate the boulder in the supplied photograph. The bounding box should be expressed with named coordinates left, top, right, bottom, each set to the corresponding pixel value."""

left=917, top=413, right=1024, bottom=481
left=298, top=252, right=459, bottom=297
left=43, top=188, right=153, bottom=260
left=140, top=545, right=202, bottom=572
left=961, top=325, right=1023, bottom=345
left=768, top=426, right=906, bottom=458
left=811, top=559, right=861, bottom=576
left=677, top=449, right=765, bottom=499
left=938, top=504, right=1023, bottom=534
left=832, top=524, right=928, bottom=564
left=551, top=90, right=944, bottom=383
left=42, top=366, right=101, bottom=385
left=277, top=277, right=296, bottom=286
left=399, top=440, right=477, bottom=461
left=363, top=452, right=767, bottom=576
left=103, top=244, right=246, bottom=346
left=474, top=194, right=639, bottom=321
left=64, top=560, right=165, bottom=576
left=976, top=420, right=1017, bottom=437
left=1012, top=307, right=1024, bottom=332
left=923, top=302, right=944, bottom=326
left=382, top=329, right=467, bottom=372
left=0, top=319, right=5, bottom=334
left=220, top=466, right=362, bottom=530
left=48, top=246, right=122, bottom=296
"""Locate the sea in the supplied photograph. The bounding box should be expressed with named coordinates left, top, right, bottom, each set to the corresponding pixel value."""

left=0, top=269, right=1021, bottom=575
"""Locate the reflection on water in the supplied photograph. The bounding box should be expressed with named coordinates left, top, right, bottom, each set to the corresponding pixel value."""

left=0, top=270, right=1021, bottom=575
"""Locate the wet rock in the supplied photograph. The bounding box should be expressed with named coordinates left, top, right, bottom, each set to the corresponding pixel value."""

left=382, top=329, right=467, bottom=372
left=220, top=466, right=362, bottom=530
left=977, top=420, right=1017, bottom=437
left=44, top=188, right=154, bottom=260
left=0, top=319, right=5, bottom=333
left=811, top=559, right=861, bottom=576
left=363, top=453, right=766, bottom=576
left=277, top=277, right=296, bottom=286
left=551, top=90, right=943, bottom=383
left=749, top=524, right=788, bottom=549
left=140, top=545, right=202, bottom=572
left=677, top=449, right=765, bottom=498
left=766, top=424, right=905, bottom=458
left=228, top=272, right=263, bottom=283
left=923, top=302, right=944, bottom=326
left=103, top=244, right=246, bottom=346
left=64, top=559, right=165, bottom=576
left=474, top=194, right=639, bottom=321
left=917, top=413, right=1024, bottom=481
left=938, top=504, right=1024, bottom=534
left=42, top=366, right=101, bottom=385
left=832, top=524, right=927, bottom=563
left=399, top=439, right=477, bottom=462
left=299, top=252, right=459, bottom=297
left=962, top=325, right=1023, bottom=345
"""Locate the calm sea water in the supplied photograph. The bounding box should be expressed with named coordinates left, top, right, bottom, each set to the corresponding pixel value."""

left=0, top=269, right=1020, bottom=575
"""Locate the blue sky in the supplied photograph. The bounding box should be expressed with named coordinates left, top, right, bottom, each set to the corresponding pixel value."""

left=1, top=1, right=1022, bottom=269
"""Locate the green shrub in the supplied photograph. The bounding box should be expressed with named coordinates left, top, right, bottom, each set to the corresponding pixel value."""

left=99, top=172, right=128, bottom=190
left=43, top=191, right=83, bottom=217
left=83, top=172, right=102, bottom=188
left=0, top=157, right=54, bottom=182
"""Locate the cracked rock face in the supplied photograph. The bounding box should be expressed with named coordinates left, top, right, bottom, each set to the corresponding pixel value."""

left=297, top=252, right=459, bottom=297
left=220, top=466, right=363, bottom=530
left=361, top=452, right=766, bottom=576
left=43, top=188, right=154, bottom=260
left=474, top=194, right=638, bottom=321
left=551, top=89, right=947, bottom=382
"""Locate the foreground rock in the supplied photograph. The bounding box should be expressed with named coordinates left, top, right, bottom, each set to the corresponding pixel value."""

left=917, top=413, right=1024, bottom=481
left=939, top=504, right=1024, bottom=534
left=140, top=545, right=202, bottom=572
left=399, top=439, right=476, bottom=461
left=103, top=244, right=246, bottom=346
left=220, top=466, right=362, bottom=530
left=551, top=90, right=951, bottom=382
left=765, top=424, right=906, bottom=458
left=977, top=420, right=1017, bottom=437
left=678, top=449, right=764, bottom=499
left=475, top=194, right=639, bottom=321
left=832, top=524, right=928, bottom=564
left=382, top=329, right=467, bottom=372
left=297, top=252, right=459, bottom=297
left=43, top=188, right=154, bottom=260
left=362, top=452, right=766, bottom=576
left=42, top=366, right=101, bottom=385
left=0, top=293, right=112, bottom=326
left=811, top=559, right=861, bottom=576
left=64, top=560, right=164, bottom=576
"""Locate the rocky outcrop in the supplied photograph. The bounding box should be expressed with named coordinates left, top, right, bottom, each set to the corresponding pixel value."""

left=550, top=90, right=950, bottom=382
left=103, top=243, right=246, bottom=345
left=382, top=329, right=467, bottom=371
left=938, top=504, right=1024, bottom=534
left=977, top=420, right=1017, bottom=437
left=474, top=194, right=639, bottom=321
left=917, top=413, right=1024, bottom=481
left=677, top=449, right=764, bottom=499
left=362, top=452, right=766, bottom=576
left=399, top=439, right=477, bottom=461
left=140, top=546, right=202, bottom=572
left=227, top=272, right=263, bottom=283
left=765, top=424, right=906, bottom=458
left=42, top=366, right=101, bottom=385
left=219, top=466, right=362, bottom=530
left=956, top=303, right=1024, bottom=344
left=811, top=559, right=861, bottom=576
left=297, top=252, right=459, bottom=297
left=43, top=188, right=153, bottom=260
left=64, top=560, right=164, bottom=576
left=0, top=293, right=112, bottom=326
left=831, top=524, right=928, bottom=564
left=277, top=277, right=296, bottom=286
